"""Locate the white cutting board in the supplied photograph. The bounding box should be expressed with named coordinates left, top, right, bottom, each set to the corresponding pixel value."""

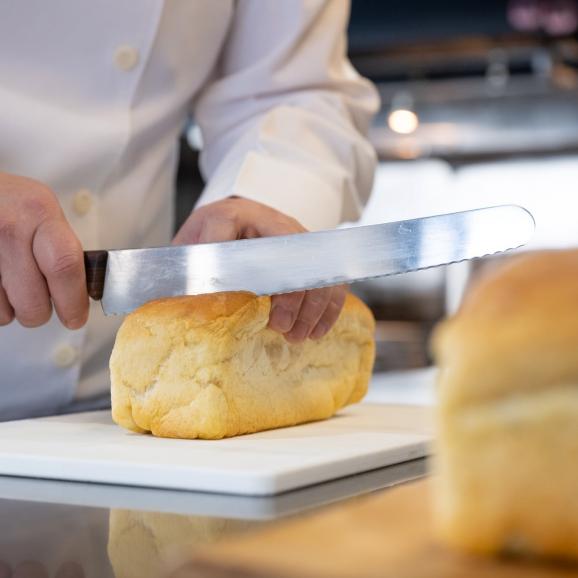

left=0, top=404, right=432, bottom=496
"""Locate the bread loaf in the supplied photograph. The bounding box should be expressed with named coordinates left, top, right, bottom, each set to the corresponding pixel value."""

left=432, top=250, right=578, bottom=561
left=110, top=292, right=375, bottom=439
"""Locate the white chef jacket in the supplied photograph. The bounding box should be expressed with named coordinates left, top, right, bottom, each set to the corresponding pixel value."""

left=0, top=0, right=378, bottom=420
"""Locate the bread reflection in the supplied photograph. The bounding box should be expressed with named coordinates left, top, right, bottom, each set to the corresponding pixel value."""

left=108, top=509, right=263, bottom=578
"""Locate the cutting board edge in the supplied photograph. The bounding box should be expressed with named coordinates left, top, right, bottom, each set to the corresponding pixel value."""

left=0, top=439, right=431, bottom=496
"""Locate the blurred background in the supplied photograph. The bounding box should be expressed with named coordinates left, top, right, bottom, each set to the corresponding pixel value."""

left=177, top=0, right=578, bottom=373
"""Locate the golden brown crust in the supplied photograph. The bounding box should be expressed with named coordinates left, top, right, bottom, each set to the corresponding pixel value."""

left=432, top=250, right=578, bottom=561
left=432, top=250, right=578, bottom=412
left=434, top=386, right=578, bottom=560
left=110, top=292, right=375, bottom=439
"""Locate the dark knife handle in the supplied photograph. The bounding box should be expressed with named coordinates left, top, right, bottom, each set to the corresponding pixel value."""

left=84, top=250, right=109, bottom=301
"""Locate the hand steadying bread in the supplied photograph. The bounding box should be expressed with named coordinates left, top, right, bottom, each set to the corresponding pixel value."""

left=432, top=250, right=578, bottom=561
left=110, top=292, right=375, bottom=439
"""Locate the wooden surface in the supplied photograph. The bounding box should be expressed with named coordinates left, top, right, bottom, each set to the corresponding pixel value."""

left=177, top=480, right=578, bottom=578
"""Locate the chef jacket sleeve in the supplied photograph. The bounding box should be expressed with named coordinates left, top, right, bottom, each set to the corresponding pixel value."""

left=192, top=0, right=380, bottom=232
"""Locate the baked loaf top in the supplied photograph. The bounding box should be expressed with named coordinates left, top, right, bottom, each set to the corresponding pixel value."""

left=432, top=249, right=578, bottom=412
left=110, top=292, right=375, bottom=439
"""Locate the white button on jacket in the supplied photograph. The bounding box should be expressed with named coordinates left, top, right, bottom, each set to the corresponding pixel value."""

left=52, top=344, right=79, bottom=369
left=114, top=45, right=140, bottom=72
left=0, top=0, right=379, bottom=420
left=72, top=189, right=94, bottom=216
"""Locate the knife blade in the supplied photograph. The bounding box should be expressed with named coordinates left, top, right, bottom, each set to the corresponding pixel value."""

left=84, top=205, right=534, bottom=316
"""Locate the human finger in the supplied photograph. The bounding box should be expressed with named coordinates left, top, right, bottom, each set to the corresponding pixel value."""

left=284, top=287, right=333, bottom=344
left=237, top=200, right=306, bottom=239
left=194, top=215, right=239, bottom=244
left=33, top=217, right=87, bottom=330
left=172, top=209, right=203, bottom=245
left=309, top=285, right=347, bottom=340
left=0, top=224, right=52, bottom=327
left=173, top=204, right=239, bottom=245
left=0, top=278, right=15, bottom=326
left=269, top=291, right=305, bottom=334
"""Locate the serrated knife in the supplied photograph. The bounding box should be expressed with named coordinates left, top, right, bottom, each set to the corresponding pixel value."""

left=84, top=205, right=535, bottom=316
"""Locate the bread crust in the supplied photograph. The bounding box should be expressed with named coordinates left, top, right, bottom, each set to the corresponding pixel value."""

left=110, top=292, right=375, bottom=439
left=432, top=250, right=578, bottom=561
left=433, top=250, right=578, bottom=412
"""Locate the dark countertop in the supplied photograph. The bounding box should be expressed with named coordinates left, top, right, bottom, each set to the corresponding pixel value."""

left=0, top=459, right=426, bottom=578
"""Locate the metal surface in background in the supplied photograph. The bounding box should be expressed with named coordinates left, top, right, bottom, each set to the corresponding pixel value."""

left=101, top=205, right=534, bottom=315
left=371, top=81, right=578, bottom=160
left=349, top=16, right=578, bottom=161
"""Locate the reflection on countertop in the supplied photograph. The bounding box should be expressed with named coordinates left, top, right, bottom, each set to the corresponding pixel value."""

left=0, top=500, right=113, bottom=577
left=0, top=459, right=426, bottom=578
left=108, top=510, right=264, bottom=578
